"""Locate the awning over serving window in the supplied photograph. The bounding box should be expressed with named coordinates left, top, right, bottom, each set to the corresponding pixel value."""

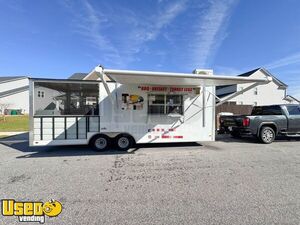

left=99, top=68, right=272, bottom=86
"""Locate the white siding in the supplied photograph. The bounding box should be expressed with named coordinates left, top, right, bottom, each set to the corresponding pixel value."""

left=0, top=78, right=29, bottom=114
left=224, top=70, right=286, bottom=106
left=0, top=78, right=28, bottom=92
left=0, top=90, right=29, bottom=113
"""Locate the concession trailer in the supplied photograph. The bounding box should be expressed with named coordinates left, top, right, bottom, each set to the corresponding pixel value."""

left=29, top=66, right=271, bottom=150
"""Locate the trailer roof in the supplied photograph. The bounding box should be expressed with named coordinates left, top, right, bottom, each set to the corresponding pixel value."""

left=102, top=69, right=272, bottom=86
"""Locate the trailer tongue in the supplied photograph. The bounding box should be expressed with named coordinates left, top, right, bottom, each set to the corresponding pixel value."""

left=29, top=66, right=271, bottom=150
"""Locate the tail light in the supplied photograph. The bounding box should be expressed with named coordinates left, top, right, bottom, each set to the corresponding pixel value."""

left=242, top=118, right=250, bottom=127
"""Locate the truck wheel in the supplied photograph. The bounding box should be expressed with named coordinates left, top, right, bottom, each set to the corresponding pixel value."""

left=90, top=134, right=111, bottom=151
left=115, top=134, right=133, bottom=151
left=259, top=127, right=275, bottom=144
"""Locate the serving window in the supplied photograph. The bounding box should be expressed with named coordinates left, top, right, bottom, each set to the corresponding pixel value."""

left=148, top=94, right=183, bottom=115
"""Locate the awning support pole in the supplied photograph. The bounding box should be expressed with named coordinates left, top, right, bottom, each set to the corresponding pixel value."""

left=202, top=86, right=206, bottom=127
left=94, top=66, right=114, bottom=105
left=216, top=82, right=264, bottom=107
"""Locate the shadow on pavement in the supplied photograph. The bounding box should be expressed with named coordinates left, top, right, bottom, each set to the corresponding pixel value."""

left=0, top=133, right=202, bottom=158
left=216, top=134, right=300, bottom=143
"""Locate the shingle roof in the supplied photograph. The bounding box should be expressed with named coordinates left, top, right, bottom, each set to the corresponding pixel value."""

left=0, top=76, right=27, bottom=84
left=237, top=68, right=261, bottom=77
left=68, top=73, right=88, bottom=80
left=238, top=68, right=288, bottom=88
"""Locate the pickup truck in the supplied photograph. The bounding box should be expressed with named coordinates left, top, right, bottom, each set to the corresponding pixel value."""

left=219, top=104, right=300, bottom=144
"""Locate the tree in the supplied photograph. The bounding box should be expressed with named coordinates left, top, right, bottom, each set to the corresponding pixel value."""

left=0, top=102, right=11, bottom=122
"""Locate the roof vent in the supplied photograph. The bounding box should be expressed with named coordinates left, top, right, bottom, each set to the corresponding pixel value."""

left=193, top=69, right=213, bottom=76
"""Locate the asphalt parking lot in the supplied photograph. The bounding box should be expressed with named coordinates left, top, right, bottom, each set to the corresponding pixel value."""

left=0, top=133, right=299, bottom=225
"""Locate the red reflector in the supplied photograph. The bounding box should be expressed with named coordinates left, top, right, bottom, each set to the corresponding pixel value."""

left=243, top=118, right=250, bottom=127
left=173, top=135, right=183, bottom=139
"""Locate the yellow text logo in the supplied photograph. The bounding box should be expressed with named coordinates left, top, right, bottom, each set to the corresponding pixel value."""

left=1, top=199, right=62, bottom=224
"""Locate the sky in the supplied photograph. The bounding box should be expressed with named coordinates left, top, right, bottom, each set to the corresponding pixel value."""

left=0, top=0, right=300, bottom=97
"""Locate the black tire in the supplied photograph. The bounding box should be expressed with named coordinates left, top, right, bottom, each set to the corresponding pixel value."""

left=259, top=126, right=275, bottom=144
left=231, top=130, right=241, bottom=138
left=90, top=134, right=111, bottom=151
left=115, top=134, right=133, bottom=151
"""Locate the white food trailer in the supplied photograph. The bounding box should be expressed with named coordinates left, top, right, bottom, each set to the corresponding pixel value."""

left=29, top=66, right=271, bottom=150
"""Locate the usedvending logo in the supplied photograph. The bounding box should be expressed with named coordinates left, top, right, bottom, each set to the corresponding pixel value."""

left=1, top=199, right=62, bottom=224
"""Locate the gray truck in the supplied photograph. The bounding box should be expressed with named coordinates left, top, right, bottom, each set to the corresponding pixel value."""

left=219, top=104, right=300, bottom=144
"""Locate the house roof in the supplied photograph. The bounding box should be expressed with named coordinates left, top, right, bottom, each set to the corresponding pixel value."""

left=284, top=95, right=300, bottom=103
left=68, top=73, right=88, bottom=80
left=0, top=76, right=27, bottom=84
left=238, top=68, right=288, bottom=88
left=0, top=85, right=29, bottom=98
left=237, top=68, right=261, bottom=77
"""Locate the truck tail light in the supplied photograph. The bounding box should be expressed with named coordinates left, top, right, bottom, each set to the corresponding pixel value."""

left=242, top=118, right=250, bottom=127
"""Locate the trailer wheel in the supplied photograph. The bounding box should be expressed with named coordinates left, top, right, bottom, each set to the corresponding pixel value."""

left=90, top=134, right=111, bottom=151
left=115, top=134, right=133, bottom=151
left=259, top=126, right=275, bottom=144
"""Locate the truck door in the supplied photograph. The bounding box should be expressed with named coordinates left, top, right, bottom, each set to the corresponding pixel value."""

left=286, top=105, right=300, bottom=133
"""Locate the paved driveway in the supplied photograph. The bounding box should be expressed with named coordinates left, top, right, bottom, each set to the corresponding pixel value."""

left=0, top=134, right=299, bottom=225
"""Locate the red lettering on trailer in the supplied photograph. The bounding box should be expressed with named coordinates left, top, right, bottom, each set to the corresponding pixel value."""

left=162, top=135, right=171, bottom=139
left=140, top=86, right=150, bottom=91
left=173, top=135, right=183, bottom=139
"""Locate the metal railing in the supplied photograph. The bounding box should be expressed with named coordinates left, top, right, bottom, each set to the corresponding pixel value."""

left=33, top=115, right=100, bottom=141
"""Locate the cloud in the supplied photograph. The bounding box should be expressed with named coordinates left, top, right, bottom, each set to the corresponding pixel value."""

left=146, top=1, right=187, bottom=41
left=262, top=52, right=300, bottom=98
left=189, top=0, right=238, bottom=69
left=264, top=52, right=300, bottom=69
left=61, top=0, right=124, bottom=67
left=62, top=0, right=187, bottom=68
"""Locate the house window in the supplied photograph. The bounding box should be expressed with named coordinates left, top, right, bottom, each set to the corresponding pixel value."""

left=254, top=87, right=258, bottom=95
left=37, top=91, right=45, bottom=98
left=148, top=94, right=183, bottom=115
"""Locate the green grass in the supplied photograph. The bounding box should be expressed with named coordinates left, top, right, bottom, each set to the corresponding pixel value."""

left=0, top=115, right=29, bottom=132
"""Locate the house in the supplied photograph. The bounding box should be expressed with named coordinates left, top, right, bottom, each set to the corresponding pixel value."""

left=216, top=68, right=298, bottom=106
left=283, top=95, right=300, bottom=104
left=0, top=76, right=29, bottom=114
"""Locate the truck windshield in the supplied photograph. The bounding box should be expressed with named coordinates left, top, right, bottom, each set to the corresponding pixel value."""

left=251, top=106, right=283, bottom=115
